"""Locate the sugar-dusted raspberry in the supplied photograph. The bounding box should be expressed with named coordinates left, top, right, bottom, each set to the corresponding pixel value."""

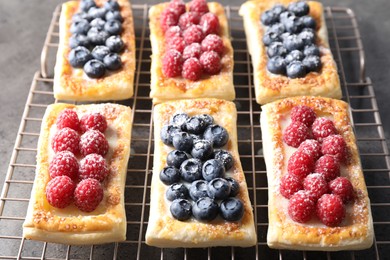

left=199, top=12, right=220, bottom=35
left=199, top=51, right=221, bottom=75
left=80, top=113, right=107, bottom=133
left=283, top=121, right=310, bottom=148
left=287, top=150, right=315, bottom=180
left=291, top=105, right=316, bottom=127
left=298, top=139, right=322, bottom=160
left=183, top=42, right=202, bottom=60
left=314, top=154, right=340, bottom=182
left=79, top=153, right=109, bottom=182
left=51, top=127, right=80, bottom=154
left=79, top=129, right=109, bottom=157
left=316, top=194, right=345, bottom=227
left=303, top=173, right=328, bottom=201
left=312, top=117, right=337, bottom=142
left=46, top=176, right=76, bottom=209
left=162, top=49, right=184, bottom=77
left=189, top=0, right=209, bottom=14
left=160, top=9, right=179, bottom=32
left=321, top=134, right=347, bottom=163
left=74, top=178, right=104, bottom=212
left=56, top=109, right=80, bottom=131
left=183, top=25, right=205, bottom=45
left=201, top=34, right=224, bottom=56
left=288, top=190, right=316, bottom=223
left=182, top=57, right=203, bottom=81
left=280, top=173, right=303, bottom=199
left=168, top=0, right=186, bottom=17
left=178, top=12, right=200, bottom=30
left=49, top=151, right=79, bottom=180
left=166, top=36, right=186, bottom=53
left=165, top=25, right=182, bottom=39
left=329, top=177, right=354, bottom=203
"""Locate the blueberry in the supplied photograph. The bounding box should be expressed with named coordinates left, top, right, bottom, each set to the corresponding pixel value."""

left=288, top=1, right=310, bottom=17
left=83, top=59, right=106, bottom=78
left=190, top=134, right=202, bottom=142
left=87, top=27, right=110, bottom=45
left=172, top=132, right=193, bottom=152
left=285, top=50, right=304, bottom=64
left=159, top=166, right=181, bottom=185
left=104, top=0, right=120, bottom=11
left=186, top=116, right=207, bottom=135
left=180, top=158, right=203, bottom=182
left=283, top=34, right=304, bottom=51
left=299, top=29, right=315, bottom=45
left=160, top=125, right=180, bottom=145
left=225, top=177, right=240, bottom=197
left=280, top=32, right=292, bottom=41
left=260, top=10, right=279, bottom=26
left=195, top=114, right=214, bottom=128
left=303, top=44, right=320, bottom=56
left=72, top=12, right=92, bottom=22
left=202, top=159, right=225, bottom=181
left=191, top=139, right=213, bottom=161
left=267, top=56, right=286, bottom=75
left=267, top=42, right=288, bottom=58
left=105, top=19, right=122, bottom=35
left=170, top=112, right=189, bottom=130
left=189, top=180, right=208, bottom=201
left=262, top=31, right=281, bottom=47
left=192, top=197, right=219, bottom=221
left=105, top=10, right=123, bottom=22
left=283, top=16, right=303, bottom=34
left=279, top=11, right=295, bottom=23
left=300, top=15, right=316, bottom=29
left=266, top=23, right=285, bottom=36
left=103, top=53, right=122, bottom=70
left=68, top=46, right=92, bottom=68
left=271, top=4, right=287, bottom=16
left=286, top=60, right=306, bottom=78
left=90, top=18, right=106, bottom=30
left=214, top=149, right=234, bottom=171
left=302, top=55, right=322, bottom=72
left=207, top=178, right=231, bottom=200
left=70, top=19, right=91, bottom=34
left=88, top=7, right=107, bottom=20
left=203, top=124, right=229, bottom=148
left=220, top=198, right=244, bottom=221
left=167, top=150, right=189, bottom=169
left=80, top=0, right=96, bottom=12
left=69, top=33, right=90, bottom=49
left=170, top=199, right=192, bottom=221
left=105, top=35, right=125, bottom=53
left=91, top=45, right=110, bottom=61
left=166, top=183, right=189, bottom=201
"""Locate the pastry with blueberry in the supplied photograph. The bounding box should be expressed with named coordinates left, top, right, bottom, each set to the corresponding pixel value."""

left=54, top=0, right=135, bottom=101
left=239, top=0, right=341, bottom=104
left=146, top=98, right=256, bottom=247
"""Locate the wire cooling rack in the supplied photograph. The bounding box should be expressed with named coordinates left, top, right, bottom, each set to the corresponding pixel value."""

left=1, top=3, right=389, bottom=260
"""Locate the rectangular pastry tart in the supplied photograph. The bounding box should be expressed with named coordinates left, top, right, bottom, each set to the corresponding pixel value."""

left=146, top=98, right=257, bottom=247
left=23, top=103, right=132, bottom=245
left=54, top=0, right=135, bottom=101
left=148, top=0, right=235, bottom=104
left=239, top=0, right=341, bottom=104
left=260, top=96, right=373, bottom=251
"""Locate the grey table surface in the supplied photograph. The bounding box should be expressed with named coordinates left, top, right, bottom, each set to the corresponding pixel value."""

left=0, top=0, right=389, bottom=192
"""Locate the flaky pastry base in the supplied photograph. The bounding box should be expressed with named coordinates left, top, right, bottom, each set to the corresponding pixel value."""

left=260, top=96, right=373, bottom=251
left=239, top=0, right=341, bottom=105
left=145, top=98, right=257, bottom=248
left=54, top=0, right=135, bottom=101
left=149, top=3, right=235, bottom=104
left=23, top=103, right=132, bottom=245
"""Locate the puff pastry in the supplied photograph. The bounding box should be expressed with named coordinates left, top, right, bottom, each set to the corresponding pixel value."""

left=239, top=0, right=341, bottom=105
left=23, top=103, right=132, bottom=245
left=54, top=0, right=135, bottom=101
left=146, top=98, right=257, bottom=247
left=260, top=96, right=373, bottom=251
left=149, top=2, right=235, bottom=104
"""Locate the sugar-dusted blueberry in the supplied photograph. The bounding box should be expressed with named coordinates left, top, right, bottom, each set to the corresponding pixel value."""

left=80, top=0, right=96, bottom=12
left=286, top=60, right=306, bottom=78
left=266, top=23, right=286, bottom=36
left=172, top=131, right=193, bottom=152
left=72, top=12, right=92, bottom=22
left=283, top=16, right=303, bottom=34
left=180, top=158, right=203, bottom=182
left=262, top=31, right=281, bottom=46
left=189, top=180, right=209, bottom=201
left=87, top=27, right=110, bottom=45
left=299, top=29, right=316, bottom=45
left=170, top=112, right=189, bottom=130
left=192, top=197, right=219, bottom=221
left=166, top=183, right=189, bottom=201
left=69, top=33, right=90, bottom=49
left=91, top=45, right=110, bottom=61
left=283, top=34, right=304, bottom=51
left=68, top=46, right=92, bottom=68
left=214, top=149, right=234, bottom=171
left=88, top=7, right=107, bottom=20
left=106, top=35, right=124, bottom=53
left=160, top=166, right=181, bottom=185
left=70, top=19, right=91, bottom=35
left=285, top=50, right=304, bottom=64
left=83, top=59, right=106, bottom=78
left=191, top=139, right=213, bottom=161
left=190, top=134, right=202, bottom=142
left=226, top=177, right=240, bottom=197
left=105, top=10, right=123, bottom=22
left=279, top=11, right=295, bottom=23
left=267, top=42, right=288, bottom=58
left=203, top=124, right=229, bottom=148
left=267, top=56, right=286, bottom=75
left=220, top=197, right=244, bottom=221
left=280, top=31, right=292, bottom=41
left=186, top=116, right=207, bottom=134
left=104, top=0, right=120, bottom=11
left=261, top=10, right=279, bottom=26
left=271, top=4, right=287, bottom=16
left=170, top=199, right=192, bottom=221
left=104, top=19, right=122, bottom=35
left=303, top=55, right=322, bottom=72
left=288, top=1, right=310, bottom=17
left=195, top=114, right=214, bottom=127
left=303, top=44, right=320, bottom=56
left=103, top=53, right=122, bottom=70
left=90, top=18, right=105, bottom=30
left=160, top=124, right=180, bottom=145
left=207, top=178, right=231, bottom=200
left=300, top=15, right=316, bottom=30
left=202, top=159, right=225, bottom=181
left=167, top=150, right=189, bottom=169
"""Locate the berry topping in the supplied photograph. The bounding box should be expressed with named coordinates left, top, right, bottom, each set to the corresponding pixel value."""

left=166, top=36, right=186, bottom=53
left=162, top=50, right=184, bottom=77
left=80, top=0, right=96, bottom=12
left=286, top=60, right=306, bottom=78
left=183, top=25, right=205, bottom=45
left=79, top=129, right=109, bottom=157
left=199, top=51, right=221, bottom=75
left=299, top=29, right=316, bottom=45
left=104, top=0, right=120, bottom=11
left=298, top=139, right=322, bottom=160
left=70, top=19, right=91, bottom=35
left=160, top=9, right=179, bottom=32
left=267, top=56, right=286, bottom=75
left=88, top=7, right=107, bottom=20
left=199, top=12, right=220, bottom=35
left=283, top=121, right=310, bottom=148
left=288, top=190, right=315, bottom=223
left=72, top=12, right=92, bottom=23
left=46, top=176, right=76, bottom=209
left=167, top=150, right=190, bottom=169
left=105, top=10, right=123, bottom=22
left=68, top=46, right=92, bottom=68
left=170, top=199, right=192, bottom=221
left=284, top=50, right=304, bottom=64
left=191, top=139, right=213, bottom=161
left=91, top=45, right=110, bottom=61
left=183, top=43, right=202, bottom=60
left=261, top=10, right=279, bottom=26
left=226, top=177, right=240, bottom=196
left=192, top=197, right=219, bottom=221
left=288, top=2, right=310, bottom=17
left=213, top=149, right=234, bottom=171
left=51, top=127, right=80, bottom=154
left=316, top=194, right=345, bottom=227
left=287, top=150, right=315, bottom=180
left=185, top=116, right=207, bottom=134
left=303, top=173, right=328, bottom=200
left=56, top=109, right=80, bottom=131
left=182, top=57, right=203, bottom=81
left=178, top=12, right=200, bottom=30
left=79, top=153, right=109, bottom=182
left=283, top=34, right=304, bottom=51
left=283, top=16, right=303, bottom=34
left=168, top=0, right=186, bottom=17
left=103, top=53, right=122, bottom=70
left=69, top=33, right=90, bottom=49
left=300, top=16, right=316, bottom=29
left=160, top=125, right=181, bottom=145
left=267, top=22, right=286, bottom=35
left=83, top=59, right=106, bottom=78
left=267, top=42, right=288, bottom=58
left=189, top=180, right=208, bottom=201
left=201, top=34, right=224, bottom=55
left=90, top=18, right=106, bottom=30
left=291, top=105, right=316, bottom=127
left=207, top=178, right=231, bottom=200
left=280, top=173, right=303, bottom=199
left=87, top=27, right=110, bottom=45
left=303, top=44, right=320, bottom=56
left=202, top=159, right=225, bottom=181
left=303, top=55, right=322, bottom=72
left=49, top=151, right=79, bottom=180
left=203, top=124, right=229, bottom=148
left=314, top=155, right=340, bottom=182
left=165, top=25, right=182, bottom=39
left=312, top=117, right=337, bottom=141
left=321, top=134, right=347, bottom=162
left=166, top=183, right=189, bottom=201
left=271, top=4, right=287, bottom=16
left=262, top=31, right=281, bottom=47
left=180, top=158, right=203, bottom=182
left=74, top=178, right=104, bottom=212
left=80, top=113, right=107, bottom=133
left=160, top=166, right=181, bottom=185
left=170, top=112, right=189, bottom=129
left=220, top=197, right=244, bottom=221
left=329, top=177, right=354, bottom=203
left=189, top=0, right=209, bottom=15
left=195, top=114, right=214, bottom=127
left=172, top=131, right=194, bottom=152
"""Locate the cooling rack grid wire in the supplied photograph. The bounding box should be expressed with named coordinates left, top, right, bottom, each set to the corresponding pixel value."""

left=0, top=4, right=389, bottom=260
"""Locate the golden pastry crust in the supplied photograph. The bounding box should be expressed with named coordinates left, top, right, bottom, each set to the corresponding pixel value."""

left=145, top=98, right=256, bottom=247
left=149, top=2, right=235, bottom=104
left=54, top=0, right=135, bottom=101
left=260, top=96, right=373, bottom=251
left=239, top=0, right=341, bottom=105
left=23, top=103, right=132, bottom=245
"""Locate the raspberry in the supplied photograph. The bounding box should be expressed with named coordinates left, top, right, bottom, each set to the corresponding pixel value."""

left=288, top=190, right=316, bottom=223
left=199, top=51, right=221, bottom=75
left=46, top=176, right=76, bottom=209
left=182, top=57, right=203, bottom=81
left=282, top=121, right=310, bottom=148
left=79, top=129, right=109, bottom=157
left=160, top=9, right=179, bottom=32
left=166, top=36, right=186, bottom=53
left=329, top=177, right=354, bottom=203
left=201, top=34, right=224, bottom=55
left=280, top=173, right=303, bottom=199
left=287, top=150, right=315, bottom=180
left=49, top=151, right=79, bottom=180
left=314, top=154, right=340, bottom=182
left=56, top=109, right=80, bottom=131
left=183, top=25, right=205, bottom=45
left=79, top=153, right=109, bottom=182
left=51, top=127, right=80, bottom=154
left=321, top=134, right=347, bottom=162
left=74, top=178, right=104, bottom=212
left=298, top=139, right=322, bottom=160
left=291, top=105, right=316, bottom=127
left=80, top=113, right=107, bottom=133
left=316, top=194, right=345, bottom=227
left=178, top=12, right=200, bottom=30
left=303, top=173, right=328, bottom=201
left=183, top=43, right=202, bottom=60
left=165, top=25, right=182, bottom=39
left=189, top=0, right=209, bottom=14
left=162, top=49, right=184, bottom=77
left=168, top=0, right=186, bottom=17
left=312, top=117, right=337, bottom=142
left=199, top=12, right=220, bottom=35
